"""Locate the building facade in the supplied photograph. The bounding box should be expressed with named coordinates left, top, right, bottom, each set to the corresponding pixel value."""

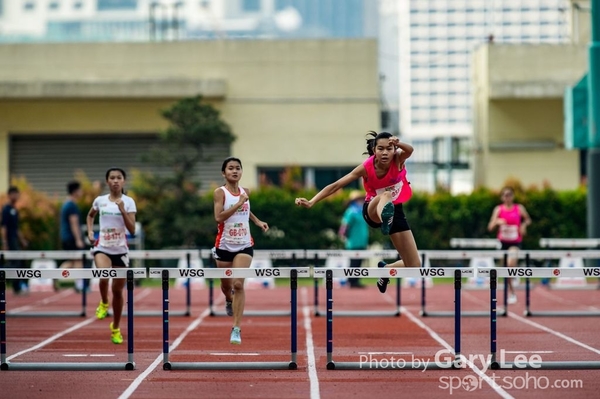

left=0, top=39, right=379, bottom=194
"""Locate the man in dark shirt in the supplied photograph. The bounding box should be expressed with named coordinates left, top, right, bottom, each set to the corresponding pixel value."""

left=57, top=181, right=86, bottom=292
left=1, top=186, right=29, bottom=294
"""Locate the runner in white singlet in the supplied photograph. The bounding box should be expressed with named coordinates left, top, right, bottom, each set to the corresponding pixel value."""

left=213, top=157, right=269, bottom=345
left=86, top=167, right=137, bottom=345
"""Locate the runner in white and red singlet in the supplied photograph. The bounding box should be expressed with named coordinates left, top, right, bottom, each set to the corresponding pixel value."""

left=213, top=157, right=269, bottom=345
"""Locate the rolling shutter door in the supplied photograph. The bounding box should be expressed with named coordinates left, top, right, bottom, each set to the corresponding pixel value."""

left=9, top=134, right=229, bottom=195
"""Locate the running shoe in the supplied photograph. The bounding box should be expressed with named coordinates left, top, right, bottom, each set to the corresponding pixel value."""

left=95, top=301, right=109, bottom=320
left=225, top=300, right=233, bottom=316
left=109, top=322, right=123, bottom=345
left=508, top=293, right=517, bottom=305
left=377, top=261, right=390, bottom=293
left=380, top=202, right=394, bottom=235
left=230, top=327, right=241, bottom=345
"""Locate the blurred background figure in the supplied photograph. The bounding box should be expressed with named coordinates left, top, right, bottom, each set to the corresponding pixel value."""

left=1, top=186, right=29, bottom=295
left=338, top=190, right=369, bottom=289
left=57, top=181, right=86, bottom=292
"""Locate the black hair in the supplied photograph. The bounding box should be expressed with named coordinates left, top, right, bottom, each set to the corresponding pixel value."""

left=364, top=131, right=393, bottom=156
left=105, top=167, right=126, bottom=181
left=7, top=186, right=19, bottom=195
left=67, top=181, right=81, bottom=195
left=221, top=157, right=242, bottom=172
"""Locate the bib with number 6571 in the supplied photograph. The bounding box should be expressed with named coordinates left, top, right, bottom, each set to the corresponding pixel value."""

left=100, top=227, right=127, bottom=247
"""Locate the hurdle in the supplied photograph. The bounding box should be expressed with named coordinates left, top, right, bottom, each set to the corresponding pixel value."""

left=419, top=250, right=508, bottom=317
left=308, top=249, right=403, bottom=317
left=0, top=268, right=146, bottom=371
left=539, top=238, right=600, bottom=290
left=1, top=251, right=91, bottom=317
left=521, top=250, right=600, bottom=317
left=124, top=250, right=199, bottom=317
left=150, top=266, right=310, bottom=370
left=316, top=267, right=470, bottom=370
left=201, top=249, right=306, bottom=317
left=485, top=267, right=600, bottom=370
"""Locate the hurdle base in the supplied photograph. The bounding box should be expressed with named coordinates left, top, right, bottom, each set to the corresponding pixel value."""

left=490, top=361, right=600, bottom=370
left=7, top=311, right=86, bottom=318
left=164, top=361, right=296, bottom=370
left=524, top=310, right=600, bottom=317
left=109, top=310, right=190, bottom=317
left=0, top=362, right=135, bottom=371
left=315, top=310, right=400, bottom=317
left=420, top=310, right=506, bottom=318
left=209, top=310, right=291, bottom=317
left=326, top=361, right=449, bottom=370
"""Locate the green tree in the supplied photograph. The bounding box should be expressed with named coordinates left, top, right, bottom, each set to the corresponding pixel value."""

left=133, top=96, right=236, bottom=248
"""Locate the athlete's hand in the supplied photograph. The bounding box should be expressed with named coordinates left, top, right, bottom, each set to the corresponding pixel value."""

left=115, top=198, right=126, bottom=212
left=295, top=198, right=313, bottom=208
left=238, top=192, right=249, bottom=205
left=87, top=231, right=95, bottom=243
left=255, top=220, right=269, bottom=232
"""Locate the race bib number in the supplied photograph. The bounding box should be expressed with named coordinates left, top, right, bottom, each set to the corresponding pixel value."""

left=499, top=225, right=519, bottom=241
left=375, top=181, right=403, bottom=202
left=100, top=227, right=127, bottom=247
left=224, top=222, right=250, bottom=245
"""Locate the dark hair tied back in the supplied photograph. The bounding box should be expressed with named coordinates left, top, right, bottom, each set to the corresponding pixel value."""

left=364, top=131, right=393, bottom=156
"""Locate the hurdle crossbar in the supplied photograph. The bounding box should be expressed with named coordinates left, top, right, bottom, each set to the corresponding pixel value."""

left=322, top=268, right=465, bottom=370
left=0, top=250, right=199, bottom=317
left=150, top=267, right=309, bottom=370
left=518, top=254, right=600, bottom=317
left=0, top=268, right=146, bottom=371
left=420, top=253, right=507, bottom=317
left=200, top=249, right=306, bottom=317
left=308, top=249, right=402, bottom=317
left=486, top=268, right=600, bottom=370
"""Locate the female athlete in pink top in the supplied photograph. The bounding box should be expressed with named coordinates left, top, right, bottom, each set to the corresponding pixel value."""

left=487, top=186, right=532, bottom=303
left=295, top=131, right=421, bottom=293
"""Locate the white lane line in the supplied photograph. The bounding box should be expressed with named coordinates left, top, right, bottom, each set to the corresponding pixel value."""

left=7, top=318, right=97, bottom=360
left=118, top=308, right=212, bottom=399
left=463, top=290, right=600, bottom=355
left=209, top=352, right=260, bottom=356
left=6, top=289, right=152, bottom=361
left=381, top=295, right=514, bottom=399
left=301, top=287, right=320, bottom=399
left=9, top=290, right=74, bottom=314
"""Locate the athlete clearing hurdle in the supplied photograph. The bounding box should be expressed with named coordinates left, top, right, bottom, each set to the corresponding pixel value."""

left=295, top=131, right=421, bottom=293
left=212, top=157, right=269, bottom=345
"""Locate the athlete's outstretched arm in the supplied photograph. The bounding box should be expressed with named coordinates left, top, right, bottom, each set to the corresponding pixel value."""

left=295, top=164, right=365, bottom=208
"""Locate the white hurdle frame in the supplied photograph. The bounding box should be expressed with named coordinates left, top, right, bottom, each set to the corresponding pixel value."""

left=307, top=249, right=402, bottom=317
left=0, top=250, right=198, bottom=317
left=315, top=267, right=471, bottom=370
left=485, top=267, right=600, bottom=370
left=149, top=267, right=310, bottom=370
left=200, top=249, right=305, bottom=317
left=0, top=268, right=147, bottom=371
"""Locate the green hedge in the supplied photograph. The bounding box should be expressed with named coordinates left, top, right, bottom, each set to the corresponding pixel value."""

left=3, top=180, right=587, bottom=251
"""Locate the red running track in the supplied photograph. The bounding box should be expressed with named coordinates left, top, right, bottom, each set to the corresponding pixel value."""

left=1, top=280, right=599, bottom=399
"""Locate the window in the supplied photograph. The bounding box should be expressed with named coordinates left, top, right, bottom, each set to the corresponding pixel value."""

left=49, top=1, right=59, bottom=10
left=0, top=0, right=3, bottom=16
left=97, top=0, right=137, bottom=11
left=24, top=1, right=35, bottom=10
left=242, top=0, right=260, bottom=12
left=74, top=1, right=83, bottom=9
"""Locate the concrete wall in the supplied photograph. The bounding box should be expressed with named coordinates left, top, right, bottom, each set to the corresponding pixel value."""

left=0, top=39, right=379, bottom=192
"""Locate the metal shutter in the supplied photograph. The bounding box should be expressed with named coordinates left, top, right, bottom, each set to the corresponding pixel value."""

left=9, top=134, right=229, bottom=195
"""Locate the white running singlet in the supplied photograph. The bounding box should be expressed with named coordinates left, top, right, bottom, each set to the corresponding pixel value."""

left=91, top=194, right=137, bottom=255
left=214, top=186, right=253, bottom=252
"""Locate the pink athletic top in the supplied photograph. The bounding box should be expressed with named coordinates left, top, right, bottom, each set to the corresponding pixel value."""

left=362, top=155, right=412, bottom=204
left=497, top=204, right=522, bottom=243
